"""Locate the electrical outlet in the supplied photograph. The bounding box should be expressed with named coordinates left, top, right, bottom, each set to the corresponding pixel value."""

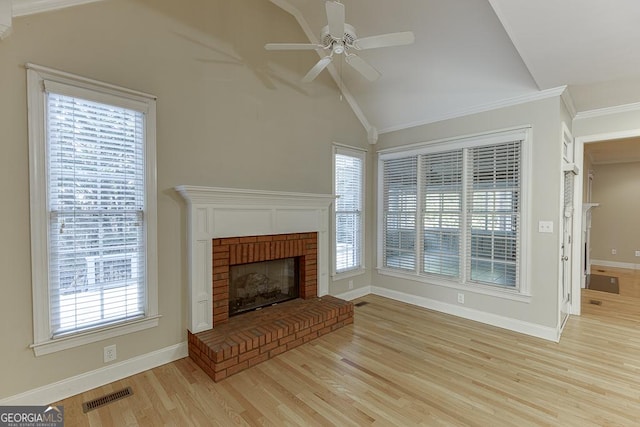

left=457, top=293, right=464, bottom=304
left=104, top=344, right=117, bottom=363
left=611, top=248, right=617, bottom=255
left=348, top=280, right=354, bottom=290
left=635, top=250, right=640, bottom=257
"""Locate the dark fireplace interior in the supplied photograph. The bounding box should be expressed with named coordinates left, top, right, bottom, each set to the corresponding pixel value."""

left=229, top=257, right=299, bottom=316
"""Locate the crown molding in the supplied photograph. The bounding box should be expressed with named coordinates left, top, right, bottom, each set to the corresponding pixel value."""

left=574, top=101, right=640, bottom=120
left=269, top=0, right=373, bottom=140
left=11, top=0, right=103, bottom=17
left=379, top=86, right=568, bottom=135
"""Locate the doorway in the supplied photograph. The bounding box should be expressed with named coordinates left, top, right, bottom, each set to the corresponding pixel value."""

left=575, top=131, right=640, bottom=322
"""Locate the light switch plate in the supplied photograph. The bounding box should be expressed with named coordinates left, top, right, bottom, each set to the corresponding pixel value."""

left=538, top=221, right=553, bottom=233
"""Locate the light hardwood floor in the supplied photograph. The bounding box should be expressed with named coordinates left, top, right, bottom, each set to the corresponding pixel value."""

left=56, top=294, right=640, bottom=426
left=582, top=265, right=640, bottom=324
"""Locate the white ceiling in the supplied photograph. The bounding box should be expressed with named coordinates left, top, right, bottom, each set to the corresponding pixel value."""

left=10, top=0, right=640, bottom=137
left=270, top=0, right=640, bottom=135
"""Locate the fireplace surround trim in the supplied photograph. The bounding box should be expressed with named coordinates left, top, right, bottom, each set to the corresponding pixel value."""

left=176, top=185, right=335, bottom=333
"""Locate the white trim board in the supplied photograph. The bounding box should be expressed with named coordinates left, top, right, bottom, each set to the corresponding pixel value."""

left=371, top=287, right=560, bottom=342
left=590, top=259, right=640, bottom=271
left=575, top=101, right=640, bottom=121
left=0, top=342, right=188, bottom=406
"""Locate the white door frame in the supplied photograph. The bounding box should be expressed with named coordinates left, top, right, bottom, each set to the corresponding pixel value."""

left=573, top=128, right=640, bottom=314
left=559, top=123, right=578, bottom=329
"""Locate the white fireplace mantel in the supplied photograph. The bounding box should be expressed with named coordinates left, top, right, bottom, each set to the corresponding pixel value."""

left=176, top=185, right=336, bottom=333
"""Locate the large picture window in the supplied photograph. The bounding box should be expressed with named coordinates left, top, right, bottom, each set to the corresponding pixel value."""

left=27, top=64, right=159, bottom=355
left=334, top=146, right=365, bottom=275
left=378, top=129, right=528, bottom=292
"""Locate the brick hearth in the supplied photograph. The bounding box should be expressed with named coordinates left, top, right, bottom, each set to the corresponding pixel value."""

left=188, top=231, right=354, bottom=381
left=188, top=295, right=354, bottom=381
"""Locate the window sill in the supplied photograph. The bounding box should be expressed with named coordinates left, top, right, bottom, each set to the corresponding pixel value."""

left=376, top=268, right=532, bottom=303
left=332, top=268, right=366, bottom=281
left=30, top=315, right=161, bottom=357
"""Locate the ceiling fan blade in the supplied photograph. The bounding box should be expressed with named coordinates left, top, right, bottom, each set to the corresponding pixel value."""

left=325, top=1, right=345, bottom=40
left=353, top=31, right=415, bottom=50
left=265, top=43, right=322, bottom=51
left=345, top=54, right=380, bottom=81
left=302, top=56, right=332, bottom=82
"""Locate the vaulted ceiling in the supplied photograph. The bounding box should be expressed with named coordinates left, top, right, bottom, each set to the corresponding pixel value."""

left=269, top=0, right=640, bottom=137
left=6, top=0, right=640, bottom=139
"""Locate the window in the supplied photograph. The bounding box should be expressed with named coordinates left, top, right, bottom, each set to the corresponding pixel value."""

left=467, top=142, right=520, bottom=287
left=334, top=146, right=365, bottom=275
left=378, top=129, right=529, bottom=292
left=27, top=64, right=159, bottom=355
left=422, top=150, right=463, bottom=278
left=382, top=156, right=417, bottom=271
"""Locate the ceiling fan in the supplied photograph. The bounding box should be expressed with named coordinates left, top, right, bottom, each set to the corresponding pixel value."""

left=265, top=0, right=415, bottom=83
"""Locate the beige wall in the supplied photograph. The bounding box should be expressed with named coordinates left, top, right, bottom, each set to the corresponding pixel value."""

left=589, top=162, right=640, bottom=264
left=0, top=0, right=368, bottom=399
left=374, top=97, right=564, bottom=329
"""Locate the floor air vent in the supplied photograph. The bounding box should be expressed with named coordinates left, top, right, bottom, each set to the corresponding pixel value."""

left=82, top=386, right=133, bottom=413
left=354, top=301, right=369, bottom=307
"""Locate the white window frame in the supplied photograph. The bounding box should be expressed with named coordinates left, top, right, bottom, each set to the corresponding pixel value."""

left=332, top=144, right=366, bottom=278
left=27, top=64, right=160, bottom=356
left=377, top=127, right=531, bottom=300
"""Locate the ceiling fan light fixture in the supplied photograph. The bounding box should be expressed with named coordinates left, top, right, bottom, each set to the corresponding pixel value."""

left=264, top=1, right=414, bottom=83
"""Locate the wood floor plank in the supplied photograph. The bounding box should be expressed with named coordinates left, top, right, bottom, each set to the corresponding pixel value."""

left=55, top=293, right=640, bottom=425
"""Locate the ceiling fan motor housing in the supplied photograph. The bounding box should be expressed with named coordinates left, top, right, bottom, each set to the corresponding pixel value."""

left=321, top=24, right=357, bottom=51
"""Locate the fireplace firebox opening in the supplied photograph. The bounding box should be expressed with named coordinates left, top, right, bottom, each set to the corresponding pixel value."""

left=229, top=257, right=300, bottom=316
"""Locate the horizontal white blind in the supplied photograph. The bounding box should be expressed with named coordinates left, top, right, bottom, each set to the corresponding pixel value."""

left=335, top=152, right=363, bottom=273
left=467, top=141, right=521, bottom=287
left=421, top=150, right=463, bottom=278
left=47, top=92, right=146, bottom=337
left=382, top=156, right=417, bottom=271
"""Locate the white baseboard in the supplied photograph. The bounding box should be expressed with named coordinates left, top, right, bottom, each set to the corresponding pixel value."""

left=0, top=342, right=188, bottom=406
left=333, top=286, right=372, bottom=301
left=591, top=259, right=640, bottom=270
left=371, top=287, right=560, bottom=342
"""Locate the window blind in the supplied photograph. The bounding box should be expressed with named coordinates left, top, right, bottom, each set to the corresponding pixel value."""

left=421, top=150, right=463, bottom=278
left=47, top=92, right=146, bottom=336
left=335, top=152, right=363, bottom=273
left=382, top=156, right=417, bottom=270
left=466, top=141, right=521, bottom=287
